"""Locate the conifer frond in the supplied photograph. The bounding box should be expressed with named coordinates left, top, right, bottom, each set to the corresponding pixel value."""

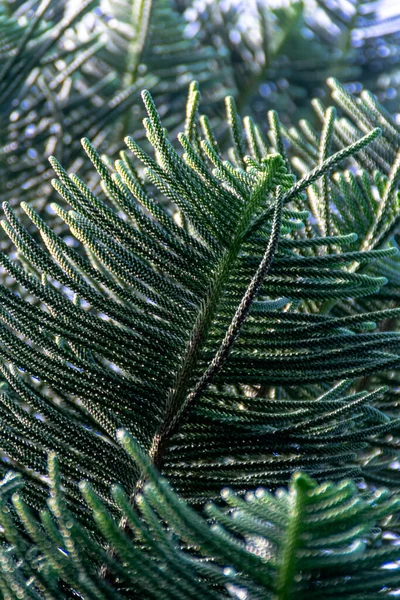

left=272, top=80, right=400, bottom=327
left=1, top=441, right=399, bottom=598
left=0, top=84, right=399, bottom=515
left=1, top=3, right=400, bottom=598
left=0, top=0, right=150, bottom=212
left=97, top=0, right=234, bottom=136
left=185, top=0, right=400, bottom=120
left=265, top=80, right=400, bottom=490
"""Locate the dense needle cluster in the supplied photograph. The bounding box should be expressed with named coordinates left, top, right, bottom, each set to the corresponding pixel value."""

left=0, top=76, right=399, bottom=597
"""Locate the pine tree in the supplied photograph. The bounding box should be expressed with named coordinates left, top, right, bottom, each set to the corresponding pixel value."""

left=0, top=1, right=400, bottom=599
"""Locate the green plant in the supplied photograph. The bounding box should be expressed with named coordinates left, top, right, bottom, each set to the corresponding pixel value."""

left=0, top=0, right=231, bottom=227
left=0, top=80, right=399, bottom=597
left=1, top=437, right=400, bottom=599
left=0, top=0, right=136, bottom=209
left=181, top=0, right=400, bottom=121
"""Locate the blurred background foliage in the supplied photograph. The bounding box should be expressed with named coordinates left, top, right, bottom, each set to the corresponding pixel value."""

left=176, top=0, right=400, bottom=121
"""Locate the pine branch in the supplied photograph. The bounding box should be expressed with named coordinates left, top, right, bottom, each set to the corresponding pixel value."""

left=0, top=84, right=398, bottom=519
left=0, top=76, right=399, bottom=598
left=2, top=438, right=400, bottom=598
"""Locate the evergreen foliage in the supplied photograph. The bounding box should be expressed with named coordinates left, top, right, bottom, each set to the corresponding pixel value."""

left=185, top=0, right=400, bottom=119
left=1, top=436, right=400, bottom=598
left=2, top=0, right=400, bottom=218
left=0, top=0, right=230, bottom=217
left=97, top=0, right=233, bottom=135
left=0, top=1, right=400, bottom=599
left=0, top=0, right=139, bottom=210
left=0, top=80, right=399, bottom=596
